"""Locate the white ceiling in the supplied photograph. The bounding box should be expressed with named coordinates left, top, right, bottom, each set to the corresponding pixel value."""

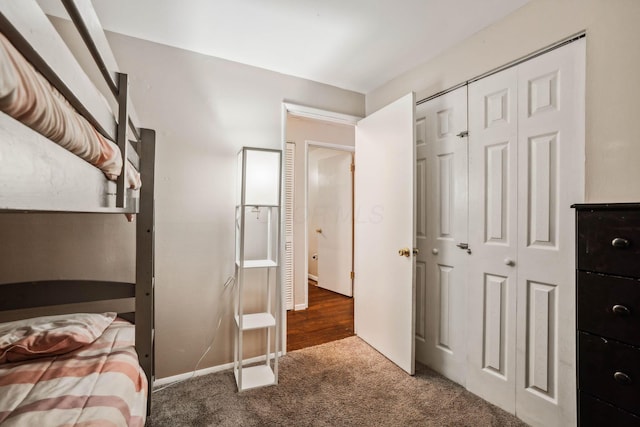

left=38, top=0, right=530, bottom=94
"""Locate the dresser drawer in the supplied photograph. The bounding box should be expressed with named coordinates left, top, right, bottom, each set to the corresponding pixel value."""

left=578, top=271, right=640, bottom=345
left=576, top=209, right=640, bottom=277
left=578, top=332, right=640, bottom=416
left=579, top=392, right=640, bottom=427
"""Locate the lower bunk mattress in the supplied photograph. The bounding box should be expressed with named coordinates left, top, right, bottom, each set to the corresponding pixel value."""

left=0, top=314, right=147, bottom=427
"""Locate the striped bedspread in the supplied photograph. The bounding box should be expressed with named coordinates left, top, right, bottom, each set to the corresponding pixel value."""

left=0, top=32, right=141, bottom=190
left=0, top=319, right=147, bottom=427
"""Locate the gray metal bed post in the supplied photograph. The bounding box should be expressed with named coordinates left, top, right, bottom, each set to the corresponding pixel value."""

left=136, top=127, right=155, bottom=413
left=115, top=72, right=129, bottom=209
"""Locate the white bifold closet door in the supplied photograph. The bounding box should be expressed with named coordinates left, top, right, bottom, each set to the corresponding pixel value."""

left=467, top=39, right=585, bottom=427
left=414, top=86, right=468, bottom=386
left=467, top=65, right=519, bottom=411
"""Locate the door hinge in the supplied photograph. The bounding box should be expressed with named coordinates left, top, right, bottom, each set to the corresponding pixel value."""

left=350, top=163, right=355, bottom=173
left=456, top=242, right=472, bottom=254
left=350, top=271, right=355, bottom=280
left=456, top=130, right=469, bottom=138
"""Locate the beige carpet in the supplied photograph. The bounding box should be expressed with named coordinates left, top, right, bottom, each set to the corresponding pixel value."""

left=148, top=337, right=527, bottom=426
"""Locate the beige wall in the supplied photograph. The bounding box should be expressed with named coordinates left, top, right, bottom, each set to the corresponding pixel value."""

left=285, top=116, right=355, bottom=310
left=0, top=213, right=136, bottom=323
left=367, top=0, right=640, bottom=203
left=110, top=35, right=363, bottom=378
left=0, top=214, right=135, bottom=284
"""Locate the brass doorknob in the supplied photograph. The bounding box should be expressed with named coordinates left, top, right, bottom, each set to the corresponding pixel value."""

left=398, top=248, right=410, bottom=257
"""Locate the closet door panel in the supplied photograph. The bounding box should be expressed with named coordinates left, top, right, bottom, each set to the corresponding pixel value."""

left=467, top=67, right=519, bottom=412
left=515, top=38, right=585, bottom=427
left=415, top=86, right=468, bottom=386
left=415, top=116, right=428, bottom=346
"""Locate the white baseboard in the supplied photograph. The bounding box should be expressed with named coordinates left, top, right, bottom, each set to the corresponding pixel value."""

left=154, top=362, right=234, bottom=387
left=153, top=352, right=283, bottom=388
left=294, top=303, right=307, bottom=311
left=308, top=274, right=318, bottom=282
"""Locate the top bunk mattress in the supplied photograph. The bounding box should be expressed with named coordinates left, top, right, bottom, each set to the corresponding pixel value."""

left=0, top=31, right=140, bottom=190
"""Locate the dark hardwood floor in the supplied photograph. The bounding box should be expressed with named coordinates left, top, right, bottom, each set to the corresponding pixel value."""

left=286, top=280, right=354, bottom=351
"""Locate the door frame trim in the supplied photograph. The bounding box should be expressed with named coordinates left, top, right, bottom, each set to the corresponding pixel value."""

left=284, top=102, right=361, bottom=125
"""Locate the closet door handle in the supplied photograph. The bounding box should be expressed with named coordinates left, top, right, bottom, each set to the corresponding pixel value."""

left=611, top=237, right=630, bottom=248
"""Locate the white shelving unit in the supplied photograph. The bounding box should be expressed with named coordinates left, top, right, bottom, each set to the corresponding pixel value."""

left=234, top=147, right=282, bottom=392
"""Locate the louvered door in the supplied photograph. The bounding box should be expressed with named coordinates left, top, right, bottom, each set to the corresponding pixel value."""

left=284, top=142, right=295, bottom=310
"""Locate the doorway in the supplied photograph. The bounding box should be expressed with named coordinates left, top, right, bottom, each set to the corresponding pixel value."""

left=287, top=144, right=355, bottom=351
left=282, top=99, right=416, bottom=368
left=282, top=109, right=358, bottom=351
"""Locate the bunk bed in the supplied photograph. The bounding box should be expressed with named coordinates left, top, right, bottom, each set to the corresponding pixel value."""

left=0, top=0, right=155, bottom=425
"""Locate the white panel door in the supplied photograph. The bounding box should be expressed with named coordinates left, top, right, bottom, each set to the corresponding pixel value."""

left=514, top=39, right=584, bottom=427
left=467, top=66, right=519, bottom=413
left=317, top=151, right=353, bottom=297
left=415, top=86, right=468, bottom=386
left=355, top=93, right=415, bottom=375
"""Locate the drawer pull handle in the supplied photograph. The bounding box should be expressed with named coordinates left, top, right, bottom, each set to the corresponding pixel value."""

left=612, top=304, right=631, bottom=316
left=611, top=237, right=630, bottom=248
left=614, top=371, right=632, bottom=385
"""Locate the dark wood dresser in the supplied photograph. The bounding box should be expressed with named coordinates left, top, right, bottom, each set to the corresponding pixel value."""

left=573, top=203, right=640, bottom=426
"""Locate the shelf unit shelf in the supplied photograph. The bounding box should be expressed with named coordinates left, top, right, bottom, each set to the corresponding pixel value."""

left=237, top=259, right=278, bottom=268
left=233, top=365, right=276, bottom=391
left=235, top=313, right=276, bottom=330
left=233, top=147, right=282, bottom=392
